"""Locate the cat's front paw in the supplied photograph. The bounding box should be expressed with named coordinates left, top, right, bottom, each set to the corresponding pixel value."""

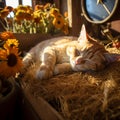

left=36, top=64, right=53, bottom=80
left=22, top=53, right=33, bottom=68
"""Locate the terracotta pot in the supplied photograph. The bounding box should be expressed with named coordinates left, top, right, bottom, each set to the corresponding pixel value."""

left=0, top=80, right=18, bottom=120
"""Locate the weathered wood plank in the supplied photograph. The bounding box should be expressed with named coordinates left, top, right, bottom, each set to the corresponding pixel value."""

left=21, top=88, right=64, bottom=120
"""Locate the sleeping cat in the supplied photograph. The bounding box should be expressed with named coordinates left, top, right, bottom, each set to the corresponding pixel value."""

left=22, top=24, right=120, bottom=80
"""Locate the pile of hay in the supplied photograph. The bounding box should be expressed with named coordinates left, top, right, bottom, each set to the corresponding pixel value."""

left=21, top=48, right=120, bottom=120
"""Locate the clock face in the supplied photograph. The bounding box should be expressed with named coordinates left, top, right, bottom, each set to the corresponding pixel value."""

left=82, top=0, right=118, bottom=24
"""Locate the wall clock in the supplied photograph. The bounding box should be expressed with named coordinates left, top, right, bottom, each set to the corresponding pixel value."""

left=81, top=0, right=119, bottom=24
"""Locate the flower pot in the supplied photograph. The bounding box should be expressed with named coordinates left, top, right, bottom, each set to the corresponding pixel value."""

left=0, top=79, right=18, bottom=120
left=14, top=33, right=64, bottom=51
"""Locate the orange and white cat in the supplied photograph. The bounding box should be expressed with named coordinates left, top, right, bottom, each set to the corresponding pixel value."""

left=23, top=24, right=120, bottom=80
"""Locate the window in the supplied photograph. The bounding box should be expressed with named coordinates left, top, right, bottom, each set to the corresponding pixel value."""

left=5, top=0, right=32, bottom=8
left=5, top=0, right=32, bottom=17
left=5, top=0, right=19, bottom=8
left=22, top=0, right=32, bottom=6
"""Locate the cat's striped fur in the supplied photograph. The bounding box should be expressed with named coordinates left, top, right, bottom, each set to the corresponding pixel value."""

left=23, top=25, right=120, bottom=80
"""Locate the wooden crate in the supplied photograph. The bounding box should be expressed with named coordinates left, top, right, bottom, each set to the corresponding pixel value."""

left=19, top=87, right=64, bottom=120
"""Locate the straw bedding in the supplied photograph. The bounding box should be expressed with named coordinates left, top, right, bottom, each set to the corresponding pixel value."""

left=21, top=48, right=120, bottom=120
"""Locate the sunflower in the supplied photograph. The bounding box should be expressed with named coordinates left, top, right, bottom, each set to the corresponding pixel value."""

left=52, top=14, right=65, bottom=29
left=24, top=12, right=33, bottom=21
left=33, top=11, right=42, bottom=23
left=0, top=9, right=9, bottom=19
left=34, top=5, right=44, bottom=11
left=0, top=31, right=15, bottom=41
left=3, top=39, right=19, bottom=50
left=4, top=6, right=14, bottom=12
left=17, top=5, right=28, bottom=11
left=0, top=46, right=22, bottom=78
left=50, top=8, right=60, bottom=17
left=25, top=5, right=33, bottom=13
left=15, top=10, right=26, bottom=20
left=44, top=3, right=51, bottom=11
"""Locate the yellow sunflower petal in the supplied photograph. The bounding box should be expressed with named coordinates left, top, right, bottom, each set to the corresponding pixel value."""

left=0, top=31, right=15, bottom=41
left=0, top=9, right=9, bottom=18
left=0, top=49, right=7, bottom=60
left=3, top=39, right=19, bottom=50
left=0, top=47, right=23, bottom=78
left=50, top=8, right=60, bottom=17
left=5, top=6, right=14, bottom=12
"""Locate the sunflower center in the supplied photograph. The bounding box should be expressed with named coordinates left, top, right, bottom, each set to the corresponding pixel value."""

left=10, top=44, right=15, bottom=47
left=57, top=21, right=61, bottom=24
left=7, top=53, right=17, bottom=67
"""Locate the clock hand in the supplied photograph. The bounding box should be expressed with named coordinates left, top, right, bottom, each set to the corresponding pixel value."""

left=97, top=0, right=111, bottom=15
left=97, top=0, right=103, bottom=5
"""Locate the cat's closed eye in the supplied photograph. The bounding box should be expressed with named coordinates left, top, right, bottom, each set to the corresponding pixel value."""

left=75, top=49, right=81, bottom=56
left=75, top=49, right=84, bottom=58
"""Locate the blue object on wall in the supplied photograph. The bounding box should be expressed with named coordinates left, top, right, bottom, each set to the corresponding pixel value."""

left=81, top=0, right=119, bottom=24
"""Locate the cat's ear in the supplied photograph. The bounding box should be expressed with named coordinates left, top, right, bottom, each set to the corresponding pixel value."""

left=78, top=24, right=88, bottom=42
left=104, top=53, right=120, bottom=64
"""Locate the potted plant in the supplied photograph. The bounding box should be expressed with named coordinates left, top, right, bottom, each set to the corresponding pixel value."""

left=0, top=31, right=23, bottom=120
left=0, top=3, right=69, bottom=34
left=0, top=3, right=69, bottom=51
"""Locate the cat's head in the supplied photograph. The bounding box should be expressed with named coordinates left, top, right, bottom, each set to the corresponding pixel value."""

left=70, top=24, right=120, bottom=72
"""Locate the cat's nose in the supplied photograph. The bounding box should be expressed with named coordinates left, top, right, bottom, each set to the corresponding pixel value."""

left=75, top=57, right=85, bottom=65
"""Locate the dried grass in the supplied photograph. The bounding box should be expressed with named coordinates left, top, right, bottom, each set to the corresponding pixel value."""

left=21, top=48, right=120, bottom=120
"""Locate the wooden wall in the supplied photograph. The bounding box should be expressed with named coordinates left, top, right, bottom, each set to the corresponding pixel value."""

left=54, top=0, right=82, bottom=36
